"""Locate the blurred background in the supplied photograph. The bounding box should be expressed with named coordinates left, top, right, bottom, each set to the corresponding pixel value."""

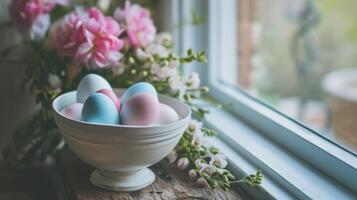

left=220, top=0, right=357, bottom=151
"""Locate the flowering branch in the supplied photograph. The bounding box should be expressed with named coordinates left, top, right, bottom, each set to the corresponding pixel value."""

left=167, top=119, right=263, bottom=190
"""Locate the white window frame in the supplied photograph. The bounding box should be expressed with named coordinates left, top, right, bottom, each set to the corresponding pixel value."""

left=170, top=0, right=357, bottom=199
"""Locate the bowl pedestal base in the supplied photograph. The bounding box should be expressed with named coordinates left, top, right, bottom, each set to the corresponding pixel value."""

left=90, top=168, right=155, bottom=191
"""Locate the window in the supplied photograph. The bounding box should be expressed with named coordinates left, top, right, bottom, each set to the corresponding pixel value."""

left=172, top=0, right=357, bottom=198
left=224, top=0, right=357, bottom=152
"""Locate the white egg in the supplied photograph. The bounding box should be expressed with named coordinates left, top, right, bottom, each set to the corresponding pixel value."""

left=157, top=103, right=179, bottom=124
left=77, top=74, right=112, bottom=103
left=60, top=103, right=83, bottom=121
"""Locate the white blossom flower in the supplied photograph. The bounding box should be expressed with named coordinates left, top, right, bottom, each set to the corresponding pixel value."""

left=188, top=169, right=197, bottom=179
left=177, top=157, right=190, bottom=170
left=209, top=154, right=228, bottom=168
left=145, top=43, right=169, bottom=57
left=150, top=63, right=177, bottom=81
left=30, top=14, right=50, bottom=40
left=166, top=150, right=177, bottom=163
left=191, top=131, right=207, bottom=148
left=48, top=74, right=61, bottom=89
left=168, top=60, right=179, bottom=69
left=199, top=163, right=216, bottom=175
left=135, top=48, right=151, bottom=61
left=155, top=32, right=172, bottom=46
left=187, top=119, right=203, bottom=135
left=185, top=72, right=200, bottom=89
left=112, top=63, right=127, bottom=75
left=97, top=0, right=111, bottom=12
left=168, top=75, right=186, bottom=101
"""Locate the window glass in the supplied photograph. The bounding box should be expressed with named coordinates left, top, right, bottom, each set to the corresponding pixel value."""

left=223, top=0, right=357, bottom=151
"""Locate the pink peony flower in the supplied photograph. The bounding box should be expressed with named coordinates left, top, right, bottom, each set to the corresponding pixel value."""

left=114, top=1, right=156, bottom=48
left=52, top=8, right=124, bottom=68
left=10, top=0, right=53, bottom=31
left=51, top=12, right=85, bottom=57
left=9, top=0, right=59, bottom=39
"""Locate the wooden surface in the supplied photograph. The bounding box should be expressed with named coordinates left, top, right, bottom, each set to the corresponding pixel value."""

left=0, top=161, right=57, bottom=200
left=52, top=150, right=246, bottom=200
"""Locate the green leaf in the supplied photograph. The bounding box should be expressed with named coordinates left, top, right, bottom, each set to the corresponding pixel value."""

left=50, top=6, right=72, bottom=23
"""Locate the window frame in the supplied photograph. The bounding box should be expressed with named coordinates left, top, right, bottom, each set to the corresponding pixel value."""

left=171, top=0, right=357, bottom=198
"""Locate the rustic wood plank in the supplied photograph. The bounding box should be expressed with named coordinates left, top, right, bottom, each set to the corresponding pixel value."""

left=0, top=161, right=57, bottom=200
left=55, top=150, right=245, bottom=200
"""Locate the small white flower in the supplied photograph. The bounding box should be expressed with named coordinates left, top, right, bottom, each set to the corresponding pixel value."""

left=166, top=150, right=177, bottom=163
left=168, top=75, right=183, bottom=89
left=156, top=32, right=172, bottom=46
left=196, top=177, right=208, bottom=188
left=112, top=63, right=127, bottom=75
left=48, top=74, right=61, bottom=89
left=200, top=163, right=217, bottom=175
left=145, top=43, right=169, bottom=57
left=188, top=169, right=197, bottom=179
left=187, top=119, right=203, bottom=135
left=150, top=64, right=176, bottom=81
left=191, top=131, right=206, bottom=148
left=30, top=14, right=50, bottom=40
left=177, top=157, right=190, bottom=170
left=209, top=154, right=228, bottom=168
left=168, top=75, right=187, bottom=101
left=185, top=72, right=200, bottom=89
left=135, top=48, right=151, bottom=61
left=97, top=0, right=111, bottom=12
left=167, top=60, right=179, bottom=69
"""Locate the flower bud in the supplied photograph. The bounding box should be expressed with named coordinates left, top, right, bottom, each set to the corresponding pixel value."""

left=141, top=71, right=148, bottom=77
left=166, top=150, right=177, bottom=163
left=188, top=169, right=197, bottom=179
left=177, top=157, right=189, bottom=170
left=194, top=159, right=203, bottom=168
left=196, top=177, right=208, bottom=188
left=227, top=173, right=235, bottom=181
left=200, top=86, right=209, bottom=93
left=163, top=60, right=169, bottom=67
left=129, top=57, right=135, bottom=64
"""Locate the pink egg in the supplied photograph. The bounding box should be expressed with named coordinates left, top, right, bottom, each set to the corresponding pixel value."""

left=61, top=103, right=83, bottom=121
left=96, top=89, right=121, bottom=111
left=120, top=93, right=160, bottom=126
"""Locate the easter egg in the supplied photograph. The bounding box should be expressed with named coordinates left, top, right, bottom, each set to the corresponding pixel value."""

left=120, top=93, right=160, bottom=126
left=121, top=82, right=158, bottom=106
left=82, top=93, right=119, bottom=125
left=157, top=103, right=179, bottom=124
left=60, top=103, right=83, bottom=121
left=77, top=74, right=112, bottom=103
left=96, top=89, right=120, bottom=111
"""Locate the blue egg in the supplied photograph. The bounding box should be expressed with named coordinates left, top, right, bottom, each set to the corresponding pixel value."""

left=121, top=82, right=158, bottom=106
left=82, top=93, right=119, bottom=125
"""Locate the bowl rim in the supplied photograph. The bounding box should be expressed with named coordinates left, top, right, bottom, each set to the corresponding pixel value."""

left=52, top=90, right=191, bottom=129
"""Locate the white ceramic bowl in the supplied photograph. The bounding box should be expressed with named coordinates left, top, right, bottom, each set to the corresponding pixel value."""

left=52, top=89, right=191, bottom=191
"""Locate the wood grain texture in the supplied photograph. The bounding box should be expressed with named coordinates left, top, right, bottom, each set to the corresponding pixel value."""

left=54, top=150, right=245, bottom=200
left=0, top=161, right=57, bottom=200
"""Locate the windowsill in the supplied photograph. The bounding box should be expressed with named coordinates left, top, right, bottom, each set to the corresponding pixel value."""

left=202, top=104, right=356, bottom=199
